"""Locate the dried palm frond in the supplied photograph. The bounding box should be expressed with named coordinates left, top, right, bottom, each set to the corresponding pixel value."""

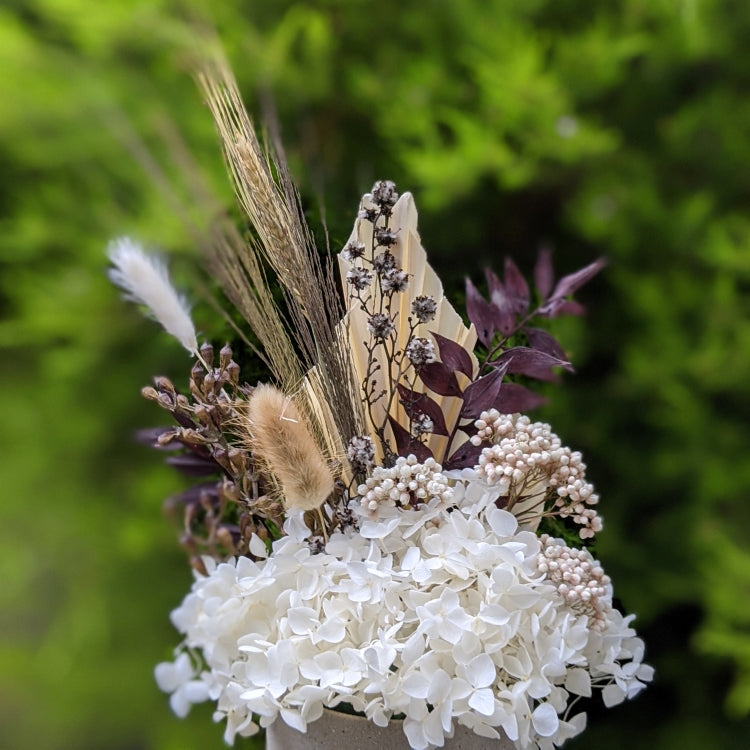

left=339, top=192, right=478, bottom=461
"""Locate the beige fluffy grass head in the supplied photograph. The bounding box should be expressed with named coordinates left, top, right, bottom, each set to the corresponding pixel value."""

left=245, top=384, right=334, bottom=512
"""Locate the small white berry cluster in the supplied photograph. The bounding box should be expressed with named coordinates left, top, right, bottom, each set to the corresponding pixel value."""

left=472, top=409, right=517, bottom=445
left=472, top=410, right=602, bottom=538
left=537, top=534, right=612, bottom=630
left=357, top=455, right=452, bottom=515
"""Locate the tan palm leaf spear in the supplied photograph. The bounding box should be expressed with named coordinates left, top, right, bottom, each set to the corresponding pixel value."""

left=339, top=192, right=478, bottom=462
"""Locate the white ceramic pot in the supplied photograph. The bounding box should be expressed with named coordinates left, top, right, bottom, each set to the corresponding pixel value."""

left=266, top=708, right=514, bottom=750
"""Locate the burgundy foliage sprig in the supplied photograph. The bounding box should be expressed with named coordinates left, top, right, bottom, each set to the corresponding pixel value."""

left=397, top=251, right=606, bottom=470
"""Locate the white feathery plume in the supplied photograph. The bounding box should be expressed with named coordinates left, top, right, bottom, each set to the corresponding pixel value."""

left=107, top=237, right=199, bottom=356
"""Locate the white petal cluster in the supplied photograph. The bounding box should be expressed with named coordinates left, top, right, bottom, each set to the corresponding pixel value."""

left=156, top=475, right=652, bottom=749
left=473, top=411, right=602, bottom=539
left=357, top=456, right=452, bottom=516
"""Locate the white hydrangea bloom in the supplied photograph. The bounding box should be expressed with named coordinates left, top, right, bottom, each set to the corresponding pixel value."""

left=155, top=473, right=652, bottom=749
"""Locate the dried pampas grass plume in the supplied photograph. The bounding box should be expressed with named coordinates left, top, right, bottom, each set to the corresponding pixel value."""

left=108, top=237, right=199, bottom=357
left=245, top=384, right=334, bottom=513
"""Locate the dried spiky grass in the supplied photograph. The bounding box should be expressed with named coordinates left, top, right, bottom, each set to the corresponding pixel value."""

left=245, top=384, right=334, bottom=512
left=196, top=59, right=364, bottom=462
left=206, top=220, right=301, bottom=389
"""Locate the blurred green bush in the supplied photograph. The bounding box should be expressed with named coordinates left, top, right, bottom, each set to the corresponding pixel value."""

left=1, top=1, right=749, bottom=748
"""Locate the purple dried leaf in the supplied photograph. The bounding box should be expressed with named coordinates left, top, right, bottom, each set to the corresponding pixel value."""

left=496, top=311, right=516, bottom=337
left=388, top=416, right=433, bottom=462
left=524, top=327, right=568, bottom=361
left=484, top=269, right=516, bottom=336
left=445, top=440, right=483, bottom=470
left=460, top=363, right=509, bottom=420
left=135, top=426, right=181, bottom=449
left=553, top=299, right=587, bottom=317
left=168, top=483, right=219, bottom=507
left=493, top=383, right=547, bottom=413
left=431, top=332, right=474, bottom=378
left=419, top=361, right=463, bottom=397
left=534, top=246, right=555, bottom=300
left=485, top=268, right=506, bottom=308
left=466, top=277, right=503, bottom=346
left=387, top=415, right=412, bottom=455
left=397, top=384, right=449, bottom=436
left=504, top=257, right=530, bottom=315
left=166, top=453, right=221, bottom=477
left=493, top=347, right=573, bottom=382
left=544, top=257, right=605, bottom=307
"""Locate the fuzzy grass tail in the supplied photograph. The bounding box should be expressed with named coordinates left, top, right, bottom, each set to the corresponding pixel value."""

left=245, top=384, right=334, bottom=512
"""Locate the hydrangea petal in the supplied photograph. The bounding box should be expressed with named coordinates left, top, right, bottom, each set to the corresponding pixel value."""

left=487, top=508, right=518, bottom=538
left=565, top=668, right=592, bottom=697
left=468, top=687, right=496, bottom=716
left=531, top=702, right=559, bottom=737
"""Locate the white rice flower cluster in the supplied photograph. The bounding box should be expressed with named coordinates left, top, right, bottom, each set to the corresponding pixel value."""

left=472, top=411, right=602, bottom=539
left=156, top=476, right=652, bottom=750
left=357, top=456, right=452, bottom=516
left=537, top=535, right=612, bottom=631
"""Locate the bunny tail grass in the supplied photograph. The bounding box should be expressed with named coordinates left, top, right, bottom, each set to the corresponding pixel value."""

left=245, top=384, right=334, bottom=513
left=108, top=237, right=199, bottom=356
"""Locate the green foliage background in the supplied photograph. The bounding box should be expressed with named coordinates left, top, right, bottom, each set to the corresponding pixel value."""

left=2, top=1, right=749, bottom=748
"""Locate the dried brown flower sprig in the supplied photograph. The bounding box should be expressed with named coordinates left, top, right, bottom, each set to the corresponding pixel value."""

left=339, top=183, right=477, bottom=467
left=139, top=342, right=282, bottom=571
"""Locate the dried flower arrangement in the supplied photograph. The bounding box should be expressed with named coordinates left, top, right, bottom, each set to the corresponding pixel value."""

left=110, top=61, right=652, bottom=750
